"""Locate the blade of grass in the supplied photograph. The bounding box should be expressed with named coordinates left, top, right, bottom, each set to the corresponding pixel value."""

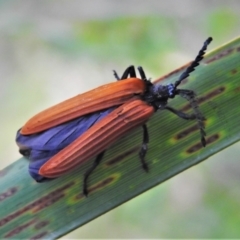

left=0, top=37, right=240, bottom=239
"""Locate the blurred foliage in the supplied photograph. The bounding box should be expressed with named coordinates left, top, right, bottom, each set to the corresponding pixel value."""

left=1, top=1, right=240, bottom=238
left=206, top=8, right=239, bottom=38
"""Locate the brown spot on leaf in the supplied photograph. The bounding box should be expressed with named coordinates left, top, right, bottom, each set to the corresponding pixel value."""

left=205, top=48, right=234, bottom=64
left=34, top=220, right=49, bottom=230
left=186, top=133, right=220, bottom=154
left=0, top=182, right=74, bottom=227
left=181, top=86, right=225, bottom=111
left=106, top=146, right=140, bottom=166
left=175, top=124, right=200, bottom=140
left=0, top=187, right=18, bottom=203
left=75, top=175, right=117, bottom=200
left=234, top=87, right=240, bottom=93
left=4, top=219, right=37, bottom=238
left=30, top=231, right=49, bottom=240
left=231, top=69, right=238, bottom=74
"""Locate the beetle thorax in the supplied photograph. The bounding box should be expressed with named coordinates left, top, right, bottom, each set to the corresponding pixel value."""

left=143, top=83, right=176, bottom=106
left=154, top=84, right=175, bottom=98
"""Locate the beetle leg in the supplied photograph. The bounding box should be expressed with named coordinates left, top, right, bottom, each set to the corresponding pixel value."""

left=83, top=151, right=105, bottom=197
left=174, top=89, right=206, bottom=146
left=137, top=66, right=147, bottom=81
left=137, top=67, right=153, bottom=89
left=19, top=148, right=31, bottom=157
left=164, top=106, right=205, bottom=120
left=139, top=124, right=149, bottom=172
left=113, top=70, right=120, bottom=80
left=120, top=65, right=136, bottom=79
left=113, top=65, right=137, bottom=81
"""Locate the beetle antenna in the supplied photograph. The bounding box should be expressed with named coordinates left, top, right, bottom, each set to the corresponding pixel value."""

left=137, top=66, right=147, bottom=81
left=137, top=66, right=153, bottom=88
left=174, top=37, right=213, bottom=88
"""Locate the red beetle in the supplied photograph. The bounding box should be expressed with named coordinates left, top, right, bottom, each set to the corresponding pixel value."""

left=16, top=37, right=212, bottom=196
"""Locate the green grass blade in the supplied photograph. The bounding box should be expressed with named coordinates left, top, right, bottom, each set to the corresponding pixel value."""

left=0, top=37, right=240, bottom=239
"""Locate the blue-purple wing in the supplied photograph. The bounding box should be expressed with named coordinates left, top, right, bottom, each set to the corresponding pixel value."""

left=16, top=107, right=116, bottom=181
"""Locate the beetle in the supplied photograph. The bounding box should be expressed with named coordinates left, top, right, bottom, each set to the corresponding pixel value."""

left=16, top=37, right=212, bottom=196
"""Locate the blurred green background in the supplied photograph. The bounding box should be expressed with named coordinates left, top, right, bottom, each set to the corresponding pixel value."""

left=1, top=0, right=240, bottom=238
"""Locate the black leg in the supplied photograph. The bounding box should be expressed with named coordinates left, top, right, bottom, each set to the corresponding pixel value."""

left=165, top=106, right=205, bottom=120
left=121, top=65, right=136, bottom=79
left=176, top=88, right=206, bottom=146
left=19, top=148, right=31, bottom=157
left=83, top=151, right=105, bottom=197
left=113, top=65, right=137, bottom=81
left=113, top=70, right=120, bottom=80
left=137, top=66, right=147, bottom=81
left=139, top=124, right=149, bottom=172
